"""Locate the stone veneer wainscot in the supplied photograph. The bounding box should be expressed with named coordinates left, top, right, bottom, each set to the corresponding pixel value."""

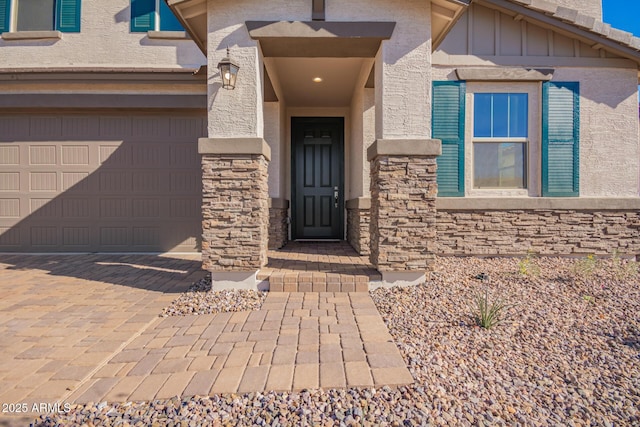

left=435, top=198, right=640, bottom=256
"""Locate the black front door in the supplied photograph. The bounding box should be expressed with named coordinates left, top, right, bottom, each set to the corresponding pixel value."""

left=292, top=117, right=344, bottom=239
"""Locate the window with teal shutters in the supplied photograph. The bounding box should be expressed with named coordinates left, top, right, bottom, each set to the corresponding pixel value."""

left=55, top=0, right=81, bottom=33
left=0, top=0, right=10, bottom=33
left=131, top=0, right=154, bottom=32
left=542, top=82, right=580, bottom=197
left=432, top=81, right=466, bottom=197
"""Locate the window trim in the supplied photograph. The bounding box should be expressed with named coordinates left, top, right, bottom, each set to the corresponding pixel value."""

left=465, top=82, right=541, bottom=197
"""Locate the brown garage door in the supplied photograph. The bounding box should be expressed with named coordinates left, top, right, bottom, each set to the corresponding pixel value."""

left=0, top=112, right=205, bottom=252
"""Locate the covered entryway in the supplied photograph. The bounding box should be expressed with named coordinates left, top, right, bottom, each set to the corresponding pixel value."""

left=170, top=0, right=469, bottom=288
left=291, top=117, right=344, bottom=240
left=0, top=112, right=206, bottom=252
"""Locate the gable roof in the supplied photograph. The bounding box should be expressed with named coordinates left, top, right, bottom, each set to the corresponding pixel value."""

left=485, top=0, right=640, bottom=61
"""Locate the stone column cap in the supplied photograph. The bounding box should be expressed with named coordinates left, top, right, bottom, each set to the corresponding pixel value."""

left=199, top=137, right=271, bottom=161
left=269, top=198, right=290, bottom=209
left=367, top=139, right=441, bottom=161
left=346, top=197, right=371, bottom=209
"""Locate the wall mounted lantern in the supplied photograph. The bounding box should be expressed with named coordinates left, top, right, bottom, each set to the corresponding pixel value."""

left=217, top=47, right=240, bottom=90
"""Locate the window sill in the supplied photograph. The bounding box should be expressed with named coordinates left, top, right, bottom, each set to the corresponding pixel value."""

left=1, top=30, right=62, bottom=40
left=468, top=189, right=530, bottom=198
left=147, top=31, right=189, bottom=40
left=436, top=197, right=640, bottom=211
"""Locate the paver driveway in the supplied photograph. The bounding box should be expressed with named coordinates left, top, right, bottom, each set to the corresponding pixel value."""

left=0, top=254, right=203, bottom=423
left=0, top=254, right=412, bottom=425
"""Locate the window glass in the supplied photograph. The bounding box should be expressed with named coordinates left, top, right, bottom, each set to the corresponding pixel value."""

left=473, top=92, right=528, bottom=189
left=473, top=94, right=492, bottom=137
left=509, top=94, right=528, bottom=137
left=492, top=94, right=509, bottom=137
left=474, top=93, right=528, bottom=138
left=159, top=0, right=183, bottom=31
left=17, top=0, right=55, bottom=31
left=474, top=142, right=526, bottom=188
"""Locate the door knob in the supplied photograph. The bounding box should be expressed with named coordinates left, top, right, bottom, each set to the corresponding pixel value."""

left=334, top=187, right=339, bottom=208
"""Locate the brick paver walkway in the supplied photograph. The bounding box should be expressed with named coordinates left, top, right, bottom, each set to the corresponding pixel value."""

left=0, top=252, right=412, bottom=422
left=69, top=292, right=412, bottom=403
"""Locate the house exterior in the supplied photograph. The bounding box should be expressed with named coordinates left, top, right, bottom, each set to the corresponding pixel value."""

left=1, top=0, right=639, bottom=287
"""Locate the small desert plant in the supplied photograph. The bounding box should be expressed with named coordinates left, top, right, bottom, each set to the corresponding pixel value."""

left=573, top=254, right=598, bottom=279
left=474, top=288, right=513, bottom=329
left=610, top=250, right=639, bottom=281
left=517, top=250, right=541, bottom=277
left=582, top=295, right=595, bottom=304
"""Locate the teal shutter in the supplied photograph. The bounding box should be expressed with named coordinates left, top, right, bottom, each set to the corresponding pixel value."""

left=542, top=82, right=580, bottom=197
left=0, top=0, right=10, bottom=33
left=159, top=0, right=182, bottom=31
left=56, top=0, right=81, bottom=32
left=433, top=81, right=466, bottom=197
left=131, top=0, right=155, bottom=32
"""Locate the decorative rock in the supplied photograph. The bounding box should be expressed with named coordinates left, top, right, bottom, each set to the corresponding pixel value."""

left=161, top=276, right=266, bottom=316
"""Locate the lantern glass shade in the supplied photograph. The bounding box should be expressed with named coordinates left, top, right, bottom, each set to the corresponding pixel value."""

left=218, top=49, right=240, bottom=90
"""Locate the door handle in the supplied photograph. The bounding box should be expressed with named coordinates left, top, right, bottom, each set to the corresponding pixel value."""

left=334, top=187, right=339, bottom=208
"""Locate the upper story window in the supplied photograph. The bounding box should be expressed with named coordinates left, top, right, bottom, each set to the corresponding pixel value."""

left=131, top=0, right=183, bottom=32
left=0, top=0, right=82, bottom=33
left=472, top=93, right=528, bottom=189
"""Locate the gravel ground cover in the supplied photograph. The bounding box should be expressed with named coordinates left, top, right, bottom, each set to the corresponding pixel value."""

left=33, top=256, right=640, bottom=426
left=161, top=276, right=267, bottom=317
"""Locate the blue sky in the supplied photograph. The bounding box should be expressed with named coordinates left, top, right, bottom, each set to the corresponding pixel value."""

left=602, top=0, right=640, bottom=96
left=602, top=0, right=640, bottom=37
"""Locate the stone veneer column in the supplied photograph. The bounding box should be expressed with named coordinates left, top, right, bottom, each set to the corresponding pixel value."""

left=368, top=139, right=441, bottom=285
left=268, top=198, right=289, bottom=250
left=346, top=197, right=371, bottom=256
left=199, top=138, right=271, bottom=288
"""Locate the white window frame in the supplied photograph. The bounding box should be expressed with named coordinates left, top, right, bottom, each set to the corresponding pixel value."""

left=465, top=82, right=541, bottom=197
left=153, top=0, right=162, bottom=31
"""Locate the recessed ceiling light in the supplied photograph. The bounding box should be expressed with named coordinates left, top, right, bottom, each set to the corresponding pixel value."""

left=313, top=77, right=323, bottom=83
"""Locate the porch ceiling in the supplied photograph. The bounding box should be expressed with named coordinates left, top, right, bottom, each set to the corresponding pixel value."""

left=264, top=57, right=368, bottom=107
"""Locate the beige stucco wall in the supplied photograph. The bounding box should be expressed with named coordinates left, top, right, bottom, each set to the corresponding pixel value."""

left=372, top=0, right=432, bottom=139
left=263, top=97, right=288, bottom=199
left=0, top=0, right=205, bottom=68
left=264, top=102, right=281, bottom=198
left=554, top=67, right=639, bottom=197
left=349, top=62, right=376, bottom=200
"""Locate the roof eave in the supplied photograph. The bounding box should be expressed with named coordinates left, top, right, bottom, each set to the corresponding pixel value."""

left=167, top=0, right=207, bottom=55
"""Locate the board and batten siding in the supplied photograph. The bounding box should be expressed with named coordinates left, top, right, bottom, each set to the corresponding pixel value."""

left=435, top=3, right=622, bottom=63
